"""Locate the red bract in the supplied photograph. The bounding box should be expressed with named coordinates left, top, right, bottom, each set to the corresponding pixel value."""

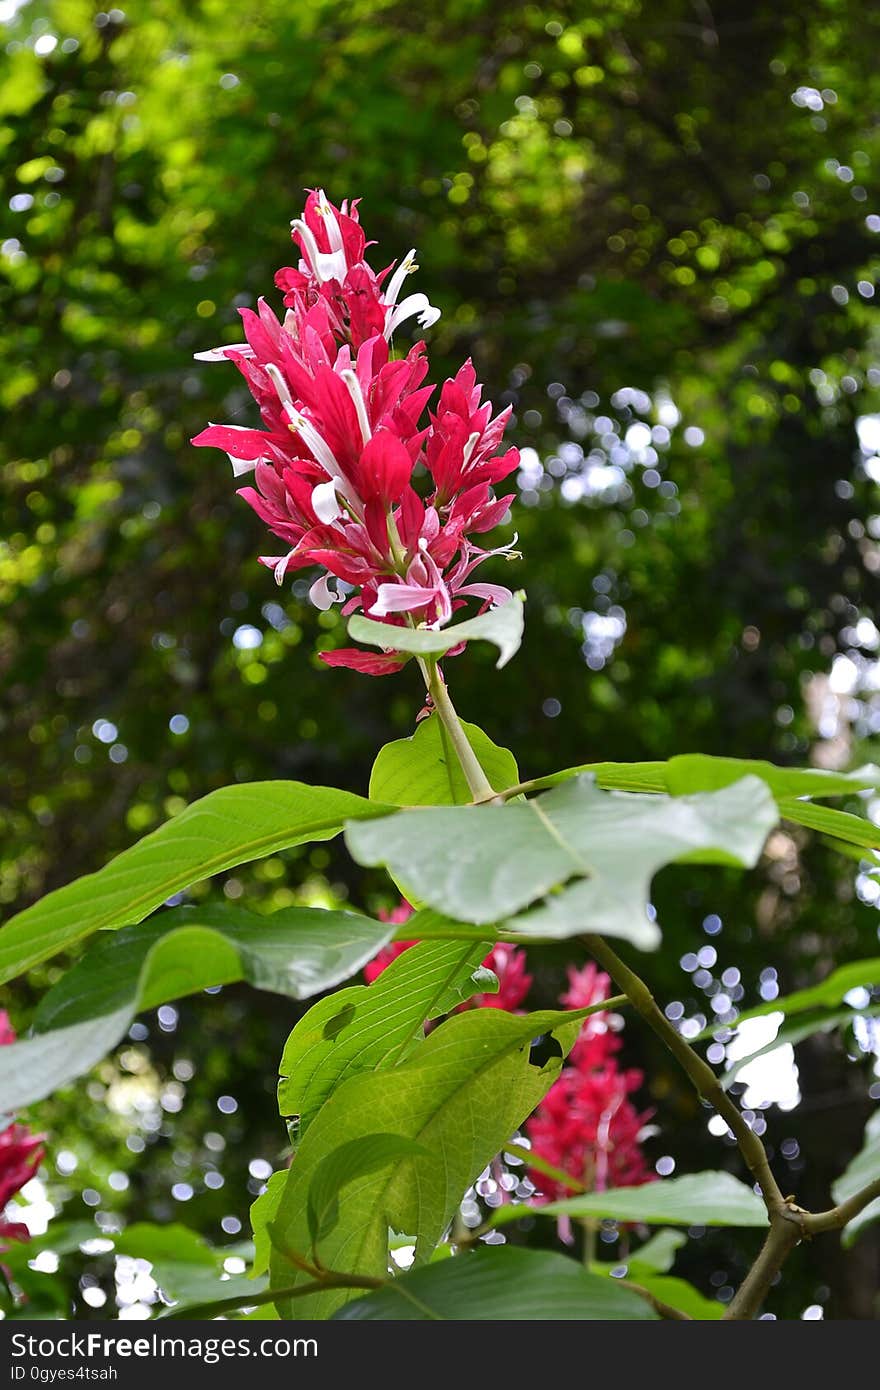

left=525, top=1064, right=654, bottom=1201
left=0, top=1012, right=44, bottom=1250
left=525, top=967, right=654, bottom=1203
left=193, top=191, right=519, bottom=674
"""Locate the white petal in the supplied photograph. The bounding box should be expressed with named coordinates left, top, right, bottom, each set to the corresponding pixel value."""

left=290, top=219, right=322, bottom=278
left=312, top=480, right=341, bottom=524
left=309, top=574, right=340, bottom=611
left=264, top=363, right=296, bottom=414
left=228, top=454, right=259, bottom=477
left=385, top=292, right=441, bottom=337
left=315, top=190, right=344, bottom=253
left=339, top=368, right=372, bottom=445
left=383, top=249, right=417, bottom=310
left=461, top=430, right=481, bottom=468
left=315, top=248, right=348, bottom=283
left=269, top=552, right=295, bottom=586
left=194, top=343, right=253, bottom=361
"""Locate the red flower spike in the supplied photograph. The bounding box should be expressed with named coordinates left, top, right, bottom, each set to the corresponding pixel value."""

left=0, top=1013, right=45, bottom=1252
left=524, top=964, right=654, bottom=1204
left=193, top=190, right=519, bottom=674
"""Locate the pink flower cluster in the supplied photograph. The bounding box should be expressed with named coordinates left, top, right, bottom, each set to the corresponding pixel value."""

left=0, top=1011, right=43, bottom=1249
left=525, top=964, right=654, bottom=1201
left=193, top=190, right=519, bottom=675
left=363, top=902, right=531, bottom=1011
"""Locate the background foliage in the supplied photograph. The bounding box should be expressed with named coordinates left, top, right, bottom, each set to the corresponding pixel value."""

left=2, top=0, right=879, bottom=1318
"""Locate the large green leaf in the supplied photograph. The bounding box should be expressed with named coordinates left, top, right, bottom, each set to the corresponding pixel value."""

left=832, top=1109, right=880, bottom=1244
left=519, top=756, right=880, bottom=801
left=334, top=1247, right=656, bottom=1320
left=0, top=782, right=389, bottom=985
left=277, top=938, right=492, bottom=1137
left=348, top=593, right=525, bottom=669
left=0, top=904, right=394, bottom=1111
left=270, top=1003, right=588, bottom=1318
left=490, top=1171, right=768, bottom=1230
left=665, top=755, right=880, bottom=799
left=369, top=714, right=518, bottom=805
left=346, top=774, right=778, bottom=949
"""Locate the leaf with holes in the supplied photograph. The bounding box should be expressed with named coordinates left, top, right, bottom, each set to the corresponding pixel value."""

left=270, top=1004, right=588, bottom=1318
left=277, top=938, right=492, bottom=1137
left=346, top=774, right=778, bottom=949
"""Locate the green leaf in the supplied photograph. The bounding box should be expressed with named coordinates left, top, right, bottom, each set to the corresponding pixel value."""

left=624, top=1273, right=723, bottom=1320
left=307, top=1134, right=430, bottom=1252
left=115, top=1222, right=217, bottom=1268
left=832, top=1109, right=880, bottom=1244
left=629, top=1228, right=687, bottom=1272
left=369, top=715, right=518, bottom=805
left=665, top=755, right=880, bottom=799
left=525, top=761, right=670, bottom=794
left=490, top=1171, right=768, bottom=1230
left=346, top=774, right=778, bottom=950
left=0, top=782, right=389, bottom=985
left=0, top=904, right=394, bottom=1111
left=250, top=1172, right=287, bottom=1279
left=0, top=1009, right=134, bottom=1115
left=716, top=956, right=880, bottom=1031
left=348, top=594, right=525, bottom=670
left=111, top=1223, right=268, bottom=1310
left=518, top=756, right=880, bottom=802
left=277, top=938, right=491, bottom=1137
left=334, top=1247, right=656, bottom=1320
left=270, top=1004, right=588, bottom=1318
left=777, top=799, right=880, bottom=850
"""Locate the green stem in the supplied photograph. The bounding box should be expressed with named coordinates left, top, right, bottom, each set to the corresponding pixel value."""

left=582, top=933, right=788, bottom=1217
left=424, top=657, right=496, bottom=801
left=581, top=1218, right=597, bottom=1271
left=384, top=506, right=494, bottom=802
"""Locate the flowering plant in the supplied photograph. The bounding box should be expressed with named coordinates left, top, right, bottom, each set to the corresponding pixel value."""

left=2, top=192, right=879, bottom=1324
